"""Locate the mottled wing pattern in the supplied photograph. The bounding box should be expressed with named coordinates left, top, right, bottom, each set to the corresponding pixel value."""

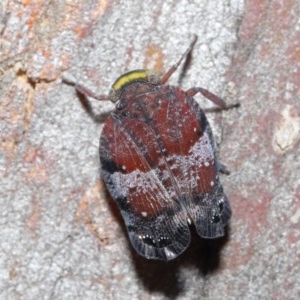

left=100, top=116, right=191, bottom=261
left=100, top=85, right=231, bottom=260
left=150, top=87, right=231, bottom=238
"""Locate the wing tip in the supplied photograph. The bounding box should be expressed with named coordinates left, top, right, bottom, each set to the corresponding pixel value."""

left=128, top=225, right=191, bottom=261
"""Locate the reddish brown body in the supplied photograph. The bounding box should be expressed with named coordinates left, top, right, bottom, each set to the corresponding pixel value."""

left=100, top=82, right=231, bottom=260
left=65, top=36, right=232, bottom=260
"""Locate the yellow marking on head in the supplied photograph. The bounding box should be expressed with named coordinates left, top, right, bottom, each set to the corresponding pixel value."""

left=112, top=70, right=149, bottom=92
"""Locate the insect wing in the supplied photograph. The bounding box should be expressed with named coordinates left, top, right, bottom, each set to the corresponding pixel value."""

left=148, top=87, right=231, bottom=239
left=100, top=115, right=191, bottom=261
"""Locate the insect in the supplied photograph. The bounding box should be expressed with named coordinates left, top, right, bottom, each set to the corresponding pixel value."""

left=64, top=36, right=232, bottom=261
